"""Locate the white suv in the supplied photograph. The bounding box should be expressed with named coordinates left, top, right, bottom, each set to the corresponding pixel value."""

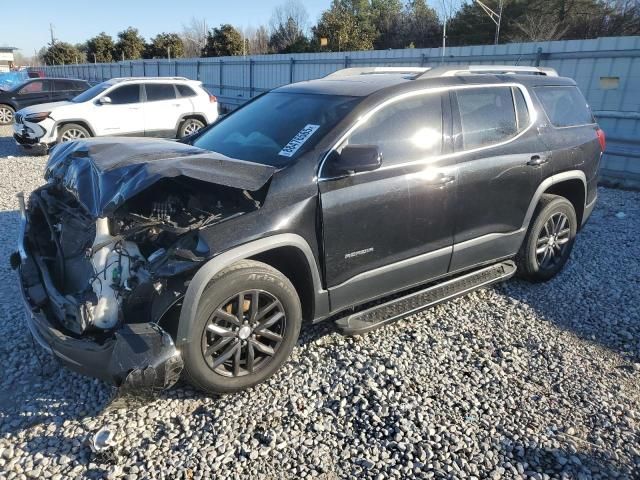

left=13, top=77, right=218, bottom=149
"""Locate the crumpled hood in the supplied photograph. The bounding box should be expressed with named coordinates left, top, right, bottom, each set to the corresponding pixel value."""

left=45, top=137, right=276, bottom=218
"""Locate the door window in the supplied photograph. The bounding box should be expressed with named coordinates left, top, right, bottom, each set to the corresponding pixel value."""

left=107, top=84, right=141, bottom=104
left=176, top=84, right=197, bottom=97
left=18, top=80, right=50, bottom=95
left=53, top=79, right=75, bottom=92
left=345, top=92, right=443, bottom=166
left=455, top=87, right=518, bottom=150
left=145, top=83, right=177, bottom=102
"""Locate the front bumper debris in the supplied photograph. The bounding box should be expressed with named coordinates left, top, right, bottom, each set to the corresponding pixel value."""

left=14, top=196, right=183, bottom=399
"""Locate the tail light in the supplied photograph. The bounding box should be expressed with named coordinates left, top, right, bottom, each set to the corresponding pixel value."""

left=596, top=128, right=606, bottom=152
left=209, top=94, right=217, bottom=103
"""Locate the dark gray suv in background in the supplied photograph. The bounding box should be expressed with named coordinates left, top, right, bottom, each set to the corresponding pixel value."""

left=14, top=65, right=603, bottom=397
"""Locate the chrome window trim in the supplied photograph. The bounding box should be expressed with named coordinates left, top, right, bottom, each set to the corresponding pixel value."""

left=317, top=82, right=539, bottom=181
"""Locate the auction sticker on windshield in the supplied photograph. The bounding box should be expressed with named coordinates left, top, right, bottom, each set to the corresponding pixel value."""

left=279, top=124, right=320, bottom=157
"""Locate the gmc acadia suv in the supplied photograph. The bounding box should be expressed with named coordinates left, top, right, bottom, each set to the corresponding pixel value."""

left=13, top=65, right=603, bottom=397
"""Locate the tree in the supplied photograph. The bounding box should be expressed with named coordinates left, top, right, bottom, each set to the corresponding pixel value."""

left=313, top=0, right=377, bottom=51
left=269, top=0, right=310, bottom=52
left=402, top=0, right=442, bottom=48
left=146, top=33, right=184, bottom=59
left=41, top=42, right=85, bottom=65
left=371, top=0, right=405, bottom=49
left=202, top=24, right=245, bottom=57
left=86, top=32, right=115, bottom=63
left=114, top=27, right=146, bottom=60
left=247, top=25, right=270, bottom=54
left=181, top=17, right=208, bottom=58
left=270, top=18, right=309, bottom=53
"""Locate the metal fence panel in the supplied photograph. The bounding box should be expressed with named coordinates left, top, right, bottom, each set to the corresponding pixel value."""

left=41, top=36, right=640, bottom=180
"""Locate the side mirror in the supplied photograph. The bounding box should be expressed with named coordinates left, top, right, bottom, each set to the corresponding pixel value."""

left=324, top=145, right=382, bottom=177
left=98, top=96, right=112, bottom=105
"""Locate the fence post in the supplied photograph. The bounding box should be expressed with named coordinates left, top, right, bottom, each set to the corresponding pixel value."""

left=289, top=57, right=295, bottom=84
left=420, top=53, right=427, bottom=67
left=344, top=55, right=350, bottom=68
left=174, top=61, right=177, bottom=77
left=535, top=47, right=543, bottom=66
left=249, top=59, right=254, bottom=98
left=143, top=61, right=146, bottom=76
left=196, top=60, right=201, bottom=82
left=219, top=59, right=224, bottom=97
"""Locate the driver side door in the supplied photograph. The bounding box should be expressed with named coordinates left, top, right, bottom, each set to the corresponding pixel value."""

left=91, top=83, right=145, bottom=136
left=319, top=90, right=457, bottom=311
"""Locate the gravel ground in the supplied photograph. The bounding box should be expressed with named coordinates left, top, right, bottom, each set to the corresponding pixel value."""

left=0, top=124, right=638, bottom=480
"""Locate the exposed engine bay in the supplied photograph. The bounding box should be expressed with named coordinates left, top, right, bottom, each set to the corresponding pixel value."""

left=26, top=177, right=263, bottom=336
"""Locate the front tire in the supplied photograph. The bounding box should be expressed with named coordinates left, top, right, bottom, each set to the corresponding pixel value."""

left=178, top=118, right=205, bottom=139
left=57, top=123, right=91, bottom=143
left=182, top=260, right=302, bottom=394
left=516, top=194, right=577, bottom=282
left=0, top=104, right=15, bottom=125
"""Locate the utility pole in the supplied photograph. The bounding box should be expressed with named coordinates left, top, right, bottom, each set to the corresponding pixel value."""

left=167, top=46, right=171, bottom=60
left=442, top=15, right=447, bottom=57
left=475, top=0, right=504, bottom=44
left=93, top=53, right=97, bottom=64
left=49, top=23, right=56, bottom=44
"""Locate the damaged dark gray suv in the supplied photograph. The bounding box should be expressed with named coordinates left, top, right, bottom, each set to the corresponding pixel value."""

left=13, top=65, right=604, bottom=396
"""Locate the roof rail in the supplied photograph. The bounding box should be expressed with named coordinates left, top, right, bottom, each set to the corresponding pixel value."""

left=325, top=67, right=430, bottom=79
left=111, top=76, right=190, bottom=82
left=419, top=65, right=558, bottom=78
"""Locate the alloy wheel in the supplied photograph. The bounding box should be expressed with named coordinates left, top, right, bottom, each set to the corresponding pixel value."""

left=183, top=121, right=202, bottom=136
left=60, top=128, right=87, bottom=142
left=535, top=212, right=571, bottom=269
left=0, top=107, right=13, bottom=124
left=201, top=290, right=286, bottom=377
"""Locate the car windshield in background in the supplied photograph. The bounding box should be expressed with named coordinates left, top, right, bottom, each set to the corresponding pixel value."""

left=192, top=92, right=361, bottom=167
left=72, top=82, right=109, bottom=103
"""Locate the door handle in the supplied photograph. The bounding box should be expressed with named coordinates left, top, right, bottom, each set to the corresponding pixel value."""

left=527, top=154, right=549, bottom=166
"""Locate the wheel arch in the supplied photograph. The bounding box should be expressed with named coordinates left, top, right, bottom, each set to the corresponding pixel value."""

left=175, top=113, right=208, bottom=133
left=523, top=171, right=587, bottom=232
left=176, top=234, right=329, bottom=348
left=55, top=119, right=96, bottom=137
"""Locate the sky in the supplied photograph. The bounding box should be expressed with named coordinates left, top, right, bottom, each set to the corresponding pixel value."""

left=0, top=0, right=332, bottom=56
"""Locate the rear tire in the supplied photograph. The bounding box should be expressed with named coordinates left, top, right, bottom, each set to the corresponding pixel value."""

left=181, top=260, right=302, bottom=394
left=178, top=118, right=205, bottom=139
left=57, top=123, right=91, bottom=143
left=516, top=194, right=577, bottom=282
left=0, top=104, right=15, bottom=125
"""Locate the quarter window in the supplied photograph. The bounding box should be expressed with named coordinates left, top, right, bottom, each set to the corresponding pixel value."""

left=345, top=92, right=443, bottom=165
left=456, top=87, right=518, bottom=150
left=534, top=86, right=594, bottom=127
left=176, top=84, right=197, bottom=97
left=145, top=83, right=177, bottom=102
left=107, top=84, right=141, bottom=104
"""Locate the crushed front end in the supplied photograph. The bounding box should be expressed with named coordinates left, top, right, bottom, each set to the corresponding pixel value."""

left=11, top=138, right=272, bottom=397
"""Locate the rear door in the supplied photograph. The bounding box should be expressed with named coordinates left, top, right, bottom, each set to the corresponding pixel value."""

left=52, top=79, right=79, bottom=102
left=320, top=90, right=456, bottom=310
left=142, top=83, right=182, bottom=137
left=448, top=84, right=547, bottom=271
left=91, top=83, right=144, bottom=136
left=14, top=79, right=52, bottom=109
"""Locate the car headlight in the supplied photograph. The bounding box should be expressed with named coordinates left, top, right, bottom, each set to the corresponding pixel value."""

left=25, top=111, right=51, bottom=123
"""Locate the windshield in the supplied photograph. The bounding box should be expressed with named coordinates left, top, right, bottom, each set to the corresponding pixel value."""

left=192, top=92, right=361, bottom=167
left=72, top=82, right=109, bottom=103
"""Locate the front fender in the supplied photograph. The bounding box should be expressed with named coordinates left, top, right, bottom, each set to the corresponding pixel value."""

left=175, top=233, right=329, bottom=348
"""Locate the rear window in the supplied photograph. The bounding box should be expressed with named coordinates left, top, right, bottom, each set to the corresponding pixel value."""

left=456, top=87, right=518, bottom=150
left=535, top=86, right=594, bottom=127
left=145, top=83, right=176, bottom=102
left=177, top=84, right=197, bottom=97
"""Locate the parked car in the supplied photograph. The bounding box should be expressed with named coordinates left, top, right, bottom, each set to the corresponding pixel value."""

left=12, top=77, right=218, bottom=149
left=0, top=77, right=89, bottom=125
left=13, top=65, right=603, bottom=397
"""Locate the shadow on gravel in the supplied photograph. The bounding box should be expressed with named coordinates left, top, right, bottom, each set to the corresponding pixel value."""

left=499, top=437, right=637, bottom=479
left=0, top=130, right=47, bottom=158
